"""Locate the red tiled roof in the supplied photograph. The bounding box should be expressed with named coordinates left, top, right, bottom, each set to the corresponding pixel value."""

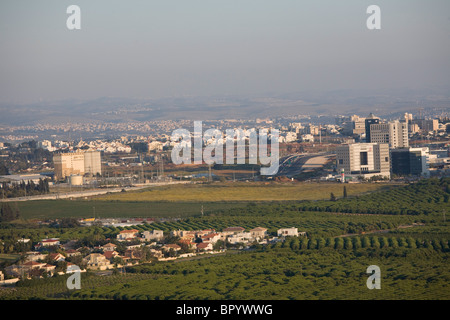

left=23, top=261, right=43, bottom=266
left=119, top=229, right=139, bottom=233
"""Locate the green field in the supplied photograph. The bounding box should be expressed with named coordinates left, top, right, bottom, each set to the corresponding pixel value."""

left=93, top=182, right=398, bottom=202
left=15, top=200, right=247, bottom=220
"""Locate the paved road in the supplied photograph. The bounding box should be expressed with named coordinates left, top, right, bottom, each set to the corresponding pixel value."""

left=277, top=153, right=333, bottom=177
left=0, top=181, right=190, bottom=202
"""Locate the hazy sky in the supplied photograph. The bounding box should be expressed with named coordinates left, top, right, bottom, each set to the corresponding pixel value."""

left=0, top=0, right=449, bottom=104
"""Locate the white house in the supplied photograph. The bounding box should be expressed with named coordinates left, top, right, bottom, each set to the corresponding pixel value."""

left=249, top=227, right=268, bottom=240
left=200, top=233, right=221, bottom=244
left=116, top=229, right=140, bottom=241
left=196, top=242, right=213, bottom=251
left=227, top=232, right=252, bottom=245
left=142, top=230, right=164, bottom=241
left=277, top=227, right=299, bottom=237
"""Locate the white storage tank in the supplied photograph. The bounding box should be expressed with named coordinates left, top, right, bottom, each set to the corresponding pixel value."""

left=69, top=175, right=83, bottom=186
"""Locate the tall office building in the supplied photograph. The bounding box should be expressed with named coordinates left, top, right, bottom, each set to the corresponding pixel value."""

left=364, top=113, right=380, bottom=142
left=391, top=147, right=430, bottom=177
left=53, top=151, right=101, bottom=180
left=336, top=143, right=390, bottom=179
left=369, top=120, right=409, bottom=148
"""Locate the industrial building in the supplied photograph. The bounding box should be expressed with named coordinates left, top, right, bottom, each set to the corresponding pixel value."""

left=53, top=151, right=101, bottom=181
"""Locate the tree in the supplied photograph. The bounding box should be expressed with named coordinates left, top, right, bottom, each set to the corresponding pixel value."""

left=343, top=186, right=348, bottom=199
left=0, top=202, right=20, bottom=222
left=330, top=193, right=337, bottom=201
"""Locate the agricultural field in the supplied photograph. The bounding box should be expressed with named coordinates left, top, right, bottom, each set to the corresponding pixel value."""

left=1, top=242, right=449, bottom=300
left=15, top=200, right=246, bottom=220
left=0, top=178, right=448, bottom=300
left=93, top=181, right=398, bottom=202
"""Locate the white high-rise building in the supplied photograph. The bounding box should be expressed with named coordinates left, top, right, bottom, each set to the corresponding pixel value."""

left=369, top=121, right=409, bottom=148
left=336, top=143, right=390, bottom=179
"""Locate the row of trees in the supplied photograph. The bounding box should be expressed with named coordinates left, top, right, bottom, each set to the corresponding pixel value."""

left=1, top=178, right=50, bottom=198
left=266, top=235, right=450, bottom=252
left=306, top=177, right=450, bottom=215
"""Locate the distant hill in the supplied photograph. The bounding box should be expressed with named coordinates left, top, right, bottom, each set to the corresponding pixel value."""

left=1, top=89, right=449, bottom=125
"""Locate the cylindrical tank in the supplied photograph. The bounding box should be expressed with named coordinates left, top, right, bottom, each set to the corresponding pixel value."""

left=69, top=175, right=83, bottom=186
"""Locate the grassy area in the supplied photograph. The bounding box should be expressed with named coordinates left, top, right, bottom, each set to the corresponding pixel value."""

left=93, top=182, right=399, bottom=202
left=15, top=200, right=247, bottom=220
left=0, top=254, right=20, bottom=264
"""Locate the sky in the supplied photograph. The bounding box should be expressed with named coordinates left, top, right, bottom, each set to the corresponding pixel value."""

left=0, top=0, right=449, bottom=104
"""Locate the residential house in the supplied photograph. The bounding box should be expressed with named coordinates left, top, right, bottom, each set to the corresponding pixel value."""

left=221, top=227, right=246, bottom=240
left=21, top=261, right=46, bottom=272
left=101, top=243, right=117, bottom=252
left=149, top=249, right=163, bottom=259
left=196, top=229, right=216, bottom=238
left=249, top=227, right=268, bottom=240
left=222, top=227, right=245, bottom=235
left=200, top=233, right=221, bottom=244
left=142, top=230, right=164, bottom=241
left=83, top=253, right=111, bottom=270
left=34, top=238, right=60, bottom=251
left=66, top=262, right=83, bottom=274
left=41, top=264, right=56, bottom=275
left=5, top=265, right=22, bottom=278
left=277, top=227, right=299, bottom=237
left=196, top=242, right=213, bottom=251
left=65, top=249, right=81, bottom=257
left=227, top=232, right=252, bottom=245
left=47, top=253, right=65, bottom=262
left=116, top=229, right=140, bottom=241
left=103, top=250, right=120, bottom=261
left=24, top=252, right=47, bottom=262
left=162, top=244, right=181, bottom=252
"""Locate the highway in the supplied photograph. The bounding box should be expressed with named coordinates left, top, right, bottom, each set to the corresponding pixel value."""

left=0, top=181, right=190, bottom=202
left=277, top=153, right=333, bottom=177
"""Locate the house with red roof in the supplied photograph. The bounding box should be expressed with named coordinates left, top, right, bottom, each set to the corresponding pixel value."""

left=47, top=253, right=65, bottom=262
left=34, top=238, right=60, bottom=251
left=103, top=250, right=120, bottom=261
left=102, top=243, right=118, bottom=252
left=196, top=242, right=213, bottom=251
left=116, top=229, right=140, bottom=241
left=200, top=233, right=221, bottom=244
